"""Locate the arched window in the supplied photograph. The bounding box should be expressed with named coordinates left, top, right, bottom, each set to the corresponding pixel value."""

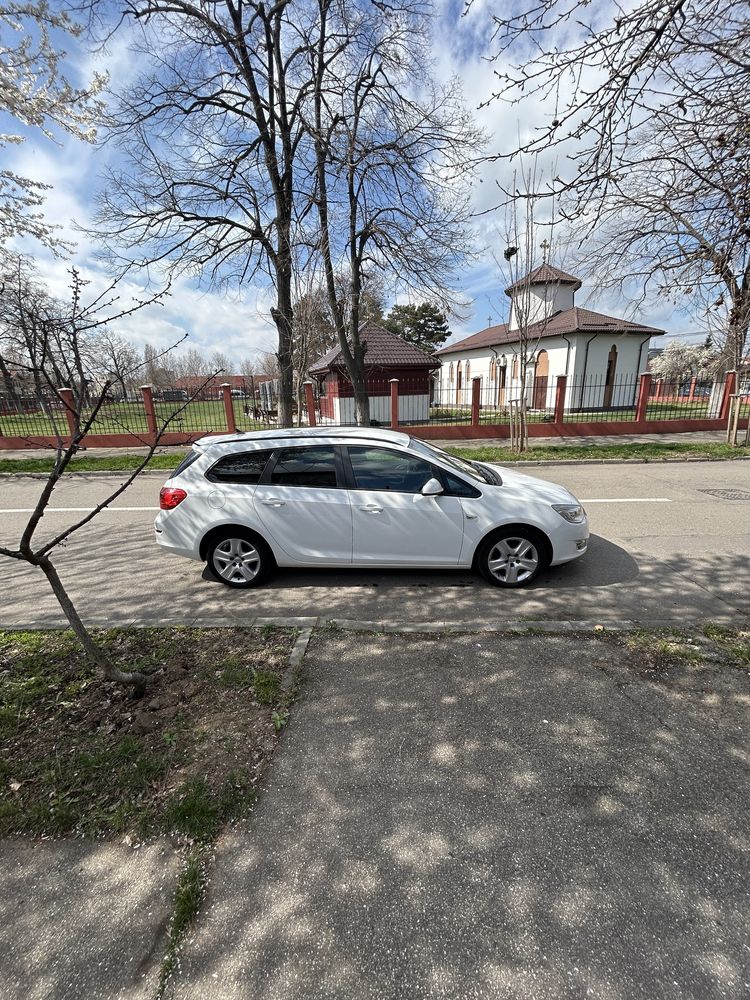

left=449, top=362, right=454, bottom=383
left=465, top=361, right=471, bottom=381
left=489, top=359, right=496, bottom=380
left=512, top=356, right=519, bottom=380
left=456, top=361, right=463, bottom=391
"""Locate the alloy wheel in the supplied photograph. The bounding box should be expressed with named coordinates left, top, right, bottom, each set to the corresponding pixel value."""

left=212, top=537, right=261, bottom=584
left=486, top=536, right=539, bottom=585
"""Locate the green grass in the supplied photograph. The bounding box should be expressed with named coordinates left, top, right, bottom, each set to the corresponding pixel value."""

left=0, top=452, right=185, bottom=474
left=0, top=626, right=295, bottom=839
left=157, top=845, right=210, bottom=996
left=2, top=439, right=749, bottom=475
left=447, top=441, right=750, bottom=463
left=702, top=624, right=750, bottom=666
left=162, top=773, right=257, bottom=841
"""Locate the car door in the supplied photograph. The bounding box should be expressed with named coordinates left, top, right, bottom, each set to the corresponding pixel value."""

left=253, top=445, right=352, bottom=564
left=345, top=446, right=465, bottom=566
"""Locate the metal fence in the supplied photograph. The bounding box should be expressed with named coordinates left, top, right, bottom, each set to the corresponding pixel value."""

left=0, top=371, right=740, bottom=443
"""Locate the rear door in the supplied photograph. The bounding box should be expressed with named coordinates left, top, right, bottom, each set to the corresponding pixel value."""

left=345, top=446, right=465, bottom=566
left=253, top=445, right=352, bottom=563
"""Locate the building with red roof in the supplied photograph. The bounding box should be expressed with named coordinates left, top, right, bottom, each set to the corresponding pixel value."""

left=309, top=322, right=439, bottom=424
left=436, top=265, right=664, bottom=410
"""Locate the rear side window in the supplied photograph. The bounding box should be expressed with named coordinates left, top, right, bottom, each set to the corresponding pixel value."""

left=269, top=446, right=339, bottom=488
left=171, top=450, right=201, bottom=479
left=206, top=450, right=273, bottom=484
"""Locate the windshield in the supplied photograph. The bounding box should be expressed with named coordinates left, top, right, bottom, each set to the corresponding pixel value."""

left=408, top=437, right=489, bottom=484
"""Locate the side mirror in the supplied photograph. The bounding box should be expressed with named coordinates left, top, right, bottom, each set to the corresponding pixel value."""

left=421, top=477, right=444, bottom=497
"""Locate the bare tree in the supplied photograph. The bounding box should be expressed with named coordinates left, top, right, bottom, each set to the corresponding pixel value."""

left=576, top=95, right=750, bottom=371
left=0, top=257, right=193, bottom=692
left=93, top=330, right=142, bottom=400
left=209, top=350, right=233, bottom=376
left=95, top=0, right=326, bottom=428
left=173, top=347, right=211, bottom=379
left=307, top=0, right=483, bottom=424
left=481, top=0, right=750, bottom=217
left=497, top=163, right=560, bottom=452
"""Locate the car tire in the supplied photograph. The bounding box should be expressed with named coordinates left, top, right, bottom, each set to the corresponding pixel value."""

left=476, top=528, right=548, bottom=588
left=206, top=530, right=275, bottom=588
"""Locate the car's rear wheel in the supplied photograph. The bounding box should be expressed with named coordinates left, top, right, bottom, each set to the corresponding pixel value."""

left=476, top=528, right=547, bottom=588
left=206, top=531, right=274, bottom=588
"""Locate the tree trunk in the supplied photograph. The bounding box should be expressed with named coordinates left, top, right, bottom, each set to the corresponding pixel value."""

left=273, top=256, right=295, bottom=428
left=37, top=556, right=147, bottom=692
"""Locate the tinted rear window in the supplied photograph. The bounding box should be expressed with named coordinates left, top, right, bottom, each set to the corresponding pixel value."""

left=269, top=446, right=339, bottom=488
left=207, top=450, right=273, bottom=484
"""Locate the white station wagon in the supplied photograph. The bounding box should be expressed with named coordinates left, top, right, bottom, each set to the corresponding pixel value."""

left=154, top=428, right=589, bottom=589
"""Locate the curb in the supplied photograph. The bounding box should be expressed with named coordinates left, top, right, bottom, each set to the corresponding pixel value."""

left=1, top=616, right=745, bottom=634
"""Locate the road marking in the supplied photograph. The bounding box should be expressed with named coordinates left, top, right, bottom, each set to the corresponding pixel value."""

left=580, top=498, right=672, bottom=503
left=0, top=506, right=159, bottom=513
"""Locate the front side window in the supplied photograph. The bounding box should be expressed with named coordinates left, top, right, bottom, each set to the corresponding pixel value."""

left=348, top=447, right=434, bottom=493
left=207, top=449, right=273, bottom=484
left=270, top=446, right=339, bottom=488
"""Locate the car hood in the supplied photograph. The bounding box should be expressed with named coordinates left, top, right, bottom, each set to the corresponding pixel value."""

left=482, top=463, right=581, bottom=505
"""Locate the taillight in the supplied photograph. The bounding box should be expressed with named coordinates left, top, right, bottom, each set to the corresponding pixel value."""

left=160, top=486, right=188, bottom=510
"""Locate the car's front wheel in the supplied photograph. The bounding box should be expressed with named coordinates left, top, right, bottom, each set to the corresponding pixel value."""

left=206, top=530, right=275, bottom=588
left=476, top=528, right=548, bottom=588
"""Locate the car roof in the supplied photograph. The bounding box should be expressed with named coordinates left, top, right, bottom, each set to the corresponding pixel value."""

left=193, top=426, right=412, bottom=450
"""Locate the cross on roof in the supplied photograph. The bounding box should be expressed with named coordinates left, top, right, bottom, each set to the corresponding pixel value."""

left=540, top=239, right=550, bottom=264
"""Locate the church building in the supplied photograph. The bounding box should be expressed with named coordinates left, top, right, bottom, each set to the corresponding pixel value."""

left=435, top=264, right=664, bottom=411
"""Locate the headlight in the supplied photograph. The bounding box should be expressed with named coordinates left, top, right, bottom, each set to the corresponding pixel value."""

left=552, top=503, right=586, bottom=523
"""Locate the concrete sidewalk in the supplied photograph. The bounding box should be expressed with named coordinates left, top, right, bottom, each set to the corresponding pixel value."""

left=169, top=631, right=749, bottom=1000
left=0, top=839, right=180, bottom=1000
left=1, top=629, right=747, bottom=999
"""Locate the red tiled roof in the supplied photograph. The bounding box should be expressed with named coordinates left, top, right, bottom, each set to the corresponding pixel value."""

left=308, top=322, right=439, bottom=375
left=437, top=307, right=664, bottom=356
left=504, top=263, right=582, bottom=296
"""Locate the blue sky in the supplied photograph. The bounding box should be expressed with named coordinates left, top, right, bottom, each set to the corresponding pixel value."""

left=4, top=0, right=706, bottom=370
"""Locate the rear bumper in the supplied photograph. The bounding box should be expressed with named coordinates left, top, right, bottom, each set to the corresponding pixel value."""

left=154, top=512, right=202, bottom=562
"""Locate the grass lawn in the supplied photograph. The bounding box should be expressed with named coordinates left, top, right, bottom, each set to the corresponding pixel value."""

left=1, top=439, right=749, bottom=474
left=447, top=441, right=750, bottom=463
left=0, top=626, right=298, bottom=840
left=0, top=399, right=269, bottom=437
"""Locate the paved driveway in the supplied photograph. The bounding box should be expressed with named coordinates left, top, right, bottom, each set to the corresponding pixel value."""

left=170, top=631, right=749, bottom=1000
left=0, top=461, right=748, bottom=626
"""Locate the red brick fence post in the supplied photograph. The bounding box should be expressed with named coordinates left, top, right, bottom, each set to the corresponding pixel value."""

left=141, top=385, right=158, bottom=441
left=635, top=372, right=652, bottom=423
left=221, top=383, right=236, bottom=433
left=390, top=379, right=399, bottom=429
left=57, top=387, right=77, bottom=443
left=554, top=375, right=567, bottom=425
left=304, top=381, right=317, bottom=428
left=470, top=377, right=481, bottom=427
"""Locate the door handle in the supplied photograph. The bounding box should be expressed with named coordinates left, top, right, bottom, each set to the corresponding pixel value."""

left=465, top=512, right=478, bottom=520
left=260, top=498, right=285, bottom=507
left=359, top=505, right=383, bottom=513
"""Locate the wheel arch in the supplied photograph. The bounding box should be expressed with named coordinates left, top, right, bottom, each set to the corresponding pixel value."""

left=472, top=523, right=553, bottom=570
left=199, top=523, right=277, bottom=565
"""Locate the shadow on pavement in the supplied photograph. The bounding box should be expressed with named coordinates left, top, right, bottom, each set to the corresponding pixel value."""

left=171, top=633, right=750, bottom=1000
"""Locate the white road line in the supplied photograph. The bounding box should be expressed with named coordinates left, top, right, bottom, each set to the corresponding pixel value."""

left=580, top=498, right=672, bottom=503
left=0, top=506, right=159, bottom=513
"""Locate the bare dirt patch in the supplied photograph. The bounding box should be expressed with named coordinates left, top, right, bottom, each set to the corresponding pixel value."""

left=0, top=626, right=297, bottom=839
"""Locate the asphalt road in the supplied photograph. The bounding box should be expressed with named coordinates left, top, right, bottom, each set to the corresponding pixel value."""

left=0, top=461, right=748, bottom=627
